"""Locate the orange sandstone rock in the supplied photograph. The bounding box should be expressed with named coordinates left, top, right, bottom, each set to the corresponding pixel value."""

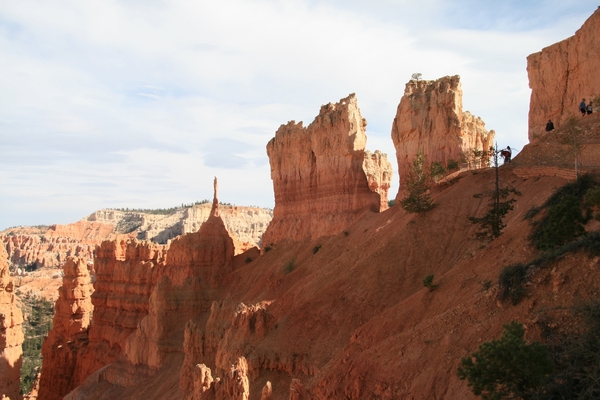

left=37, top=257, right=93, bottom=400
left=527, top=8, right=600, bottom=141
left=391, top=75, right=494, bottom=196
left=0, top=245, right=24, bottom=400
left=262, top=94, right=392, bottom=245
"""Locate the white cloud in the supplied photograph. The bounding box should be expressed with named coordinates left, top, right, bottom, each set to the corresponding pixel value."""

left=0, top=0, right=598, bottom=228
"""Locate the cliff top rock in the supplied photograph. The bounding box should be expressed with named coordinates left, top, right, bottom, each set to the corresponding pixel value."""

left=527, top=7, right=600, bottom=141
left=391, top=75, right=494, bottom=196
left=262, top=94, right=392, bottom=245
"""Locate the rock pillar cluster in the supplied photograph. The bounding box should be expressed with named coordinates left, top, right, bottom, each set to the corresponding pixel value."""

left=0, top=246, right=24, bottom=400
left=37, top=257, right=93, bottom=400
left=262, top=93, right=392, bottom=245
left=391, top=75, right=494, bottom=196
left=527, top=8, right=600, bottom=141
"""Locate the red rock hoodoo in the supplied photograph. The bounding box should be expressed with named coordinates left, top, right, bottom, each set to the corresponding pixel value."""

left=37, top=257, right=93, bottom=400
left=262, top=93, right=393, bottom=246
left=0, top=246, right=24, bottom=400
left=391, top=75, right=495, bottom=196
left=527, top=7, right=600, bottom=141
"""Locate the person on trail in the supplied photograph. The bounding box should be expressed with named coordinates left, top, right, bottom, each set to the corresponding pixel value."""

left=587, top=101, right=593, bottom=115
left=580, top=98, right=587, bottom=116
left=500, top=146, right=512, bottom=163
left=546, top=120, right=555, bottom=132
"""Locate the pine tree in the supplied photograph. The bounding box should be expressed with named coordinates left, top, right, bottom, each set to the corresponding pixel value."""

left=457, top=321, right=553, bottom=400
left=468, top=145, right=521, bottom=239
left=401, top=150, right=435, bottom=213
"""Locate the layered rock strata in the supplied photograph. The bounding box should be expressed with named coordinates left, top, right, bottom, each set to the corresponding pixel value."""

left=76, top=237, right=167, bottom=380
left=2, top=204, right=271, bottom=271
left=527, top=7, right=600, bottom=141
left=262, top=94, right=392, bottom=245
left=59, top=179, right=236, bottom=398
left=0, top=246, right=24, bottom=400
left=38, top=257, right=94, bottom=399
left=391, top=75, right=495, bottom=196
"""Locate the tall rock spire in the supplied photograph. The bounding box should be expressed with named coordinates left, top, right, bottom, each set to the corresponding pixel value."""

left=211, top=176, right=220, bottom=218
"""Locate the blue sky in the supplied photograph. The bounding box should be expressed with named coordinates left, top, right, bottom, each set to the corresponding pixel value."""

left=1, top=0, right=598, bottom=230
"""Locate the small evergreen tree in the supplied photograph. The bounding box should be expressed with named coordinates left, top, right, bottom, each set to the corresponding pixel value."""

left=469, top=145, right=521, bottom=240
left=457, top=321, right=553, bottom=400
left=401, top=150, right=435, bottom=213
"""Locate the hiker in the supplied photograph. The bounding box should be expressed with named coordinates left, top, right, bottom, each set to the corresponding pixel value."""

left=580, top=98, right=587, bottom=116
left=500, top=146, right=512, bottom=163
left=546, top=119, right=555, bottom=132
left=587, top=101, right=593, bottom=115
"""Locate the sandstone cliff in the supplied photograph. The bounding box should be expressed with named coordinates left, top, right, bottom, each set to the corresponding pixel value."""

left=527, top=7, right=600, bottom=141
left=391, top=75, right=495, bottom=196
left=2, top=204, right=271, bottom=271
left=0, top=246, right=24, bottom=400
left=262, top=94, right=392, bottom=245
left=37, top=257, right=93, bottom=399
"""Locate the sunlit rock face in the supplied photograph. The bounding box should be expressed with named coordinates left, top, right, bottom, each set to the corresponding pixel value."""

left=263, top=93, right=392, bottom=246
left=527, top=8, right=600, bottom=141
left=0, top=245, right=24, bottom=400
left=391, top=75, right=494, bottom=197
left=38, top=257, right=94, bottom=400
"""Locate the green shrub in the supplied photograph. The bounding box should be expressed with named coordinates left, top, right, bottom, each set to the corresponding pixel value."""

left=431, top=161, right=446, bottom=181
left=401, top=150, right=435, bottom=213
left=538, top=301, right=600, bottom=398
left=422, top=274, right=437, bottom=291
left=531, top=194, right=587, bottom=251
left=283, top=259, right=296, bottom=275
left=447, top=159, right=459, bottom=171
left=457, top=321, right=553, bottom=400
left=498, top=264, right=528, bottom=305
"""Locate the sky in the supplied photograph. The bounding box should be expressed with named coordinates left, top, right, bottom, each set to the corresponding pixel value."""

left=1, top=0, right=599, bottom=230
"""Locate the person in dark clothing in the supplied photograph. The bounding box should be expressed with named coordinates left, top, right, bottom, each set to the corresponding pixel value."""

left=580, top=98, right=587, bottom=116
left=500, top=146, right=512, bottom=163
left=587, top=101, right=593, bottom=115
left=546, top=120, right=555, bottom=132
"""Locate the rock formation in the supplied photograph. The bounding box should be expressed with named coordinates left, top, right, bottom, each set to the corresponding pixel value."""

left=0, top=245, right=24, bottom=400
left=61, top=179, right=236, bottom=399
left=527, top=7, right=600, bottom=141
left=2, top=204, right=271, bottom=271
left=391, top=75, right=495, bottom=196
left=37, top=257, right=93, bottom=399
left=262, top=94, right=392, bottom=245
left=78, top=237, right=166, bottom=381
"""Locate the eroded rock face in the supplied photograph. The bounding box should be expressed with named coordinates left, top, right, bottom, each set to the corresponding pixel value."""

left=527, top=8, right=600, bottom=141
left=38, top=257, right=94, bottom=400
left=262, top=94, right=392, bottom=245
left=1, top=204, right=270, bottom=271
left=391, top=75, right=494, bottom=196
left=77, top=238, right=166, bottom=380
left=0, top=245, right=24, bottom=400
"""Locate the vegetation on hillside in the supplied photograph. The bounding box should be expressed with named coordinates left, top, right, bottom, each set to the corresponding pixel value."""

left=19, top=292, right=54, bottom=395
left=457, top=321, right=553, bottom=400
left=400, top=150, right=435, bottom=213
left=469, top=146, right=521, bottom=240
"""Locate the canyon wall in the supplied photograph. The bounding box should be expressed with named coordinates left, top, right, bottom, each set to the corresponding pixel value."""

left=2, top=204, right=271, bottom=271
left=77, top=238, right=166, bottom=381
left=262, top=94, right=392, bottom=245
left=527, top=7, right=600, bottom=141
left=37, top=257, right=93, bottom=400
left=391, top=75, right=494, bottom=196
left=0, top=246, right=24, bottom=400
